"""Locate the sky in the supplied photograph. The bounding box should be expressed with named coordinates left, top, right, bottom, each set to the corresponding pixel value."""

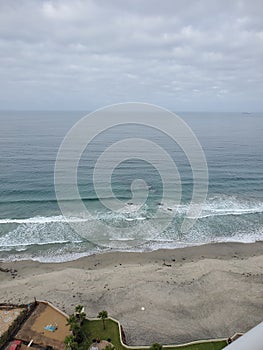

left=0, top=0, right=263, bottom=112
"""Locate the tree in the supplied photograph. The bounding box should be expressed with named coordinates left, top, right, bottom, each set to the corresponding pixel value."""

left=64, top=335, right=78, bottom=350
left=150, top=343, right=163, bottom=350
left=98, top=310, right=108, bottom=330
left=70, top=322, right=81, bottom=335
left=66, top=314, right=78, bottom=328
left=75, top=304, right=86, bottom=325
left=75, top=305, right=84, bottom=314
left=66, top=314, right=83, bottom=343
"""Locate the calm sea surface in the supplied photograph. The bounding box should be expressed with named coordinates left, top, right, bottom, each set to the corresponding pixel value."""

left=0, top=111, right=263, bottom=262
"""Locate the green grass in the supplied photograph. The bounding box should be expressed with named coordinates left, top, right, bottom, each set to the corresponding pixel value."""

left=165, top=341, right=227, bottom=350
left=81, top=319, right=123, bottom=350
left=80, top=319, right=227, bottom=350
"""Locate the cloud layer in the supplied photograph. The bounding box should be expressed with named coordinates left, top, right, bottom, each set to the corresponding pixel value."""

left=0, top=0, right=263, bottom=111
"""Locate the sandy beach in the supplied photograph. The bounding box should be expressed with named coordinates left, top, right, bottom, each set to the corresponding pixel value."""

left=0, top=242, right=263, bottom=345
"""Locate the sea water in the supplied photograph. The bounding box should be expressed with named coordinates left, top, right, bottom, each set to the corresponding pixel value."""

left=0, top=110, right=262, bottom=262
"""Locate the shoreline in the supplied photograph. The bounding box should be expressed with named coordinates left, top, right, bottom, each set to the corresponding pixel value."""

left=1, top=239, right=263, bottom=265
left=1, top=241, right=263, bottom=345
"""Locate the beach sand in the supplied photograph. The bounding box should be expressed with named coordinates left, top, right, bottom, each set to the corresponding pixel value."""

left=0, top=242, right=263, bottom=345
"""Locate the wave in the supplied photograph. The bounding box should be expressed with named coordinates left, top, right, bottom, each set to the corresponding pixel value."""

left=2, top=231, right=263, bottom=263
left=0, top=239, right=84, bottom=249
left=201, top=195, right=263, bottom=217
left=124, top=217, right=146, bottom=222
left=1, top=194, right=263, bottom=262
left=1, top=196, right=263, bottom=227
left=0, top=195, right=132, bottom=205
left=0, top=215, right=88, bottom=225
left=159, top=195, right=263, bottom=218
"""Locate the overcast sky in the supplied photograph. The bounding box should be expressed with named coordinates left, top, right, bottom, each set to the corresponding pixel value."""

left=0, top=0, right=263, bottom=111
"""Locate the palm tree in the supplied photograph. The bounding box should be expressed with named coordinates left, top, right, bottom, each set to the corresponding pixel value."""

left=67, top=314, right=78, bottom=328
left=73, top=323, right=83, bottom=343
left=64, top=334, right=78, bottom=350
left=75, top=304, right=86, bottom=325
left=98, top=310, right=108, bottom=330
left=70, top=322, right=81, bottom=335
left=66, top=314, right=83, bottom=343
left=75, top=305, right=84, bottom=314
left=150, top=343, right=163, bottom=350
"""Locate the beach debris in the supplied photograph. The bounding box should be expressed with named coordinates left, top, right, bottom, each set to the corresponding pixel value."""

left=162, top=260, right=172, bottom=267
left=0, top=267, right=9, bottom=273
left=0, top=267, right=17, bottom=278
left=141, top=307, right=145, bottom=311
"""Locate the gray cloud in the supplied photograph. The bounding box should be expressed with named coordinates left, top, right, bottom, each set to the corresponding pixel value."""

left=0, top=0, right=263, bottom=111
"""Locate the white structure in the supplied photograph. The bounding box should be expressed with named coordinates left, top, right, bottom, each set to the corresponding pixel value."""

left=224, top=321, right=263, bottom=349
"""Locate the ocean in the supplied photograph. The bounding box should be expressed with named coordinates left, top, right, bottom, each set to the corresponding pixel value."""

left=0, top=110, right=263, bottom=262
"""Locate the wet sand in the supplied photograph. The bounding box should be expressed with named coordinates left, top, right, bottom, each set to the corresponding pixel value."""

left=0, top=242, right=263, bottom=345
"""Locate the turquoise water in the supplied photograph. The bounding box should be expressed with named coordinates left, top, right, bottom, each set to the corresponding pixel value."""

left=0, top=111, right=263, bottom=262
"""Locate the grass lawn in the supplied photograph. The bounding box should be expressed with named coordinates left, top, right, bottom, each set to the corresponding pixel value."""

left=165, top=341, right=227, bottom=350
left=81, top=319, right=123, bottom=350
left=80, top=319, right=227, bottom=350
